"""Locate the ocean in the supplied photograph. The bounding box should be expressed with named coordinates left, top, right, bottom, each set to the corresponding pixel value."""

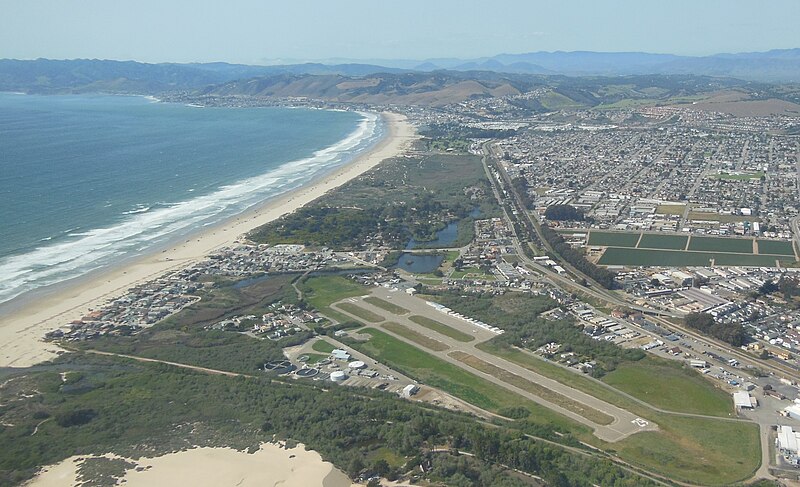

left=0, top=93, right=383, bottom=306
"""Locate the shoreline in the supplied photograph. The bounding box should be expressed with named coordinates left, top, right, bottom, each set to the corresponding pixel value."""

left=0, top=111, right=417, bottom=368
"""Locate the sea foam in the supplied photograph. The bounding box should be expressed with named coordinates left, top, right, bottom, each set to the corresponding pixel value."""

left=0, top=111, right=381, bottom=305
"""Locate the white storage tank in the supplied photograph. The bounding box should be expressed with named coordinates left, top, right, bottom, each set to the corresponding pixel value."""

left=348, top=360, right=366, bottom=370
left=330, top=371, right=348, bottom=382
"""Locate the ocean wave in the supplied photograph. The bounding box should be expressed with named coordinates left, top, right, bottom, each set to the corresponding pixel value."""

left=0, top=111, right=382, bottom=305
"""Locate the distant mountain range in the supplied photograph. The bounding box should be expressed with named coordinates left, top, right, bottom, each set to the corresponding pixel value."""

left=324, top=49, right=800, bottom=82
left=0, top=48, right=798, bottom=105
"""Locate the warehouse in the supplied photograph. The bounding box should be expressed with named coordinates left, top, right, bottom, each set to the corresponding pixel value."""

left=733, top=391, right=757, bottom=410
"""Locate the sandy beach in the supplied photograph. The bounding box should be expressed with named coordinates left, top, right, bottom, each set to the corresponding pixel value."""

left=0, top=111, right=417, bottom=368
left=26, top=443, right=359, bottom=487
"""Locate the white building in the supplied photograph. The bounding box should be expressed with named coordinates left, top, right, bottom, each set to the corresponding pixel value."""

left=733, top=391, right=757, bottom=409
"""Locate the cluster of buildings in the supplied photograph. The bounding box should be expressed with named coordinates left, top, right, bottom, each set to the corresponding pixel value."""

left=208, top=301, right=324, bottom=339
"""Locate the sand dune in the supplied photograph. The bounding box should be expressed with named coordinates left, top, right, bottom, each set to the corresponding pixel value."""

left=26, top=443, right=359, bottom=487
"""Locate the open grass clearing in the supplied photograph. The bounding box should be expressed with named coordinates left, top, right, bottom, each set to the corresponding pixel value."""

left=364, top=296, right=409, bottom=315
left=601, top=357, right=733, bottom=417
left=312, top=339, right=336, bottom=354
left=613, top=414, right=760, bottom=485
left=655, top=205, right=686, bottom=215
left=349, top=328, right=586, bottom=433
left=337, top=302, right=385, bottom=323
left=449, top=351, right=614, bottom=426
left=300, top=275, right=368, bottom=324
left=409, top=315, right=475, bottom=343
left=687, top=211, right=757, bottom=223
left=381, top=322, right=449, bottom=352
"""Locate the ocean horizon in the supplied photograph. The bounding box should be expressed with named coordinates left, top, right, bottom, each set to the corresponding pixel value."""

left=0, top=93, right=383, bottom=307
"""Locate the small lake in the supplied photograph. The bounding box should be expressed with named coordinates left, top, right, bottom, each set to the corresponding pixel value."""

left=394, top=253, right=444, bottom=274
left=405, top=208, right=481, bottom=250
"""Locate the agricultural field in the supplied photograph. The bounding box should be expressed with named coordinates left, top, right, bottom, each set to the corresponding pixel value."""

left=758, top=239, right=796, bottom=256
left=597, top=247, right=792, bottom=267
left=688, top=235, right=754, bottom=253
left=586, top=230, right=639, bottom=248
left=637, top=233, right=688, bottom=250
left=655, top=204, right=686, bottom=215
left=587, top=230, right=796, bottom=267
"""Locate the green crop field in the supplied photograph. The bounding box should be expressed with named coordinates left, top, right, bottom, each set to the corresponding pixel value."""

left=689, top=236, right=754, bottom=253
left=586, top=231, right=639, bottom=248
left=601, top=358, right=732, bottom=417
left=409, top=315, right=475, bottom=342
left=598, top=247, right=790, bottom=267
left=364, top=296, right=409, bottom=315
left=637, top=233, right=688, bottom=250
left=382, top=322, right=449, bottom=351
left=350, top=328, right=585, bottom=432
left=337, top=302, right=385, bottom=323
left=757, top=239, right=795, bottom=256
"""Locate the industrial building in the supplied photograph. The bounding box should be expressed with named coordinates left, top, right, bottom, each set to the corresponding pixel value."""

left=733, top=391, right=757, bottom=410
left=777, top=425, right=800, bottom=465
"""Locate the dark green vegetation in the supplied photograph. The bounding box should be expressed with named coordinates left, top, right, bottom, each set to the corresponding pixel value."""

left=544, top=204, right=585, bottom=222
left=381, top=322, right=449, bottom=352
left=601, top=357, right=733, bottom=417
left=540, top=224, right=617, bottom=289
left=251, top=152, right=499, bottom=249
left=0, top=354, right=657, bottom=487
left=427, top=290, right=642, bottom=376
left=586, top=231, right=639, bottom=248
left=689, top=235, right=754, bottom=254
left=757, top=239, right=795, bottom=256
left=408, top=315, right=475, bottom=342
left=637, top=233, right=687, bottom=250
left=449, top=351, right=615, bottom=425
left=363, top=296, right=409, bottom=315
left=589, top=230, right=796, bottom=267
left=685, top=312, right=748, bottom=347
left=597, top=247, right=792, bottom=267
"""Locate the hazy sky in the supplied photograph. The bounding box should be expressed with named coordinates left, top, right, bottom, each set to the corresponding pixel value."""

left=1, top=0, right=798, bottom=64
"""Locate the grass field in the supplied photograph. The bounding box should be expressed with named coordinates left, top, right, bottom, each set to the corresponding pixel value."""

left=614, top=415, right=760, bottom=485
left=311, top=339, right=336, bottom=354
left=300, top=276, right=368, bottom=324
left=302, top=353, right=329, bottom=364
left=757, top=239, right=795, bottom=256
left=363, top=296, right=409, bottom=315
left=337, top=302, right=385, bottom=323
left=598, top=247, right=791, bottom=267
left=655, top=205, right=686, bottom=215
left=637, top=233, right=688, bottom=250
left=587, top=231, right=639, bottom=248
left=477, top=343, right=759, bottom=484
left=382, top=322, right=449, bottom=352
left=449, top=351, right=614, bottom=425
left=350, top=328, right=585, bottom=432
left=409, top=315, right=475, bottom=342
left=601, top=358, right=733, bottom=417
left=689, top=235, right=754, bottom=254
